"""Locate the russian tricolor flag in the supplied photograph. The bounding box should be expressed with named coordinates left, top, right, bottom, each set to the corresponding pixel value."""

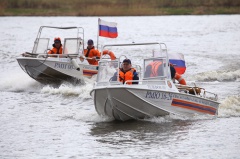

left=99, top=18, right=118, bottom=38
left=169, top=53, right=186, bottom=75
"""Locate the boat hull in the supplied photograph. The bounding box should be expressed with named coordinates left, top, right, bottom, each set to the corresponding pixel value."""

left=17, top=57, right=98, bottom=85
left=93, top=86, right=219, bottom=121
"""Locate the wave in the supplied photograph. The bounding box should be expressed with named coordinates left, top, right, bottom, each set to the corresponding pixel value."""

left=40, top=83, right=93, bottom=99
left=218, top=95, right=240, bottom=117
left=40, top=77, right=96, bottom=99
left=145, top=113, right=217, bottom=123
left=187, top=69, right=240, bottom=82
left=0, top=70, right=96, bottom=100
left=0, top=72, right=42, bottom=92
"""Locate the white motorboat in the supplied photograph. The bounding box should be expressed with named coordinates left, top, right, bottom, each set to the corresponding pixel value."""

left=16, top=26, right=98, bottom=85
left=90, top=42, right=220, bottom=121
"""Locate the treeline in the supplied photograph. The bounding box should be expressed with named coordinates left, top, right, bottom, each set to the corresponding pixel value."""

left=1, top=0, right=240, bottom=16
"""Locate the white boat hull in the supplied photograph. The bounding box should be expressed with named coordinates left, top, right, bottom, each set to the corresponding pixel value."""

left=17, top=57, right=98, bottom=85
left=93, top=86, right=219, bottom=121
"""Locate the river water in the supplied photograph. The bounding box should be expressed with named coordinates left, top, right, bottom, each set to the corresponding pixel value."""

left=0, top=15, right=240, bottom=159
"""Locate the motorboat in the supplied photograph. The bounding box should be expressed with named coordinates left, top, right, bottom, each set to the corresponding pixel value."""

left=16, top=26, right=98, bottom=85
left=90, top=42, right=220, bottom=121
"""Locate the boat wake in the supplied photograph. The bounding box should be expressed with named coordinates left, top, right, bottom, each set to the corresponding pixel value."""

left=0, top=72, right=42, bottom=92
left=187, top=69, right=240, bottom=82
left=144, top=113, right=218, bottom=123
left=218, top=95, right=240, bottom=117
left=0, top=70, right=96, bottom=99
left=40, top=76, right=96, bottom=98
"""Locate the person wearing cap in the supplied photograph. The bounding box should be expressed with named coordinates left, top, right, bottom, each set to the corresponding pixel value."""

left=84, top=39, right=101, bottom=65
left=111, top=59, right=139, bottom=84
left=48, top=37, right=63, bottom=54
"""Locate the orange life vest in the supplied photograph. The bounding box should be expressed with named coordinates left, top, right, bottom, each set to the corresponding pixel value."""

left=119, top=68, right=136, bottom=85
left=149, top=61, right=162, bottom=77
left=102, top=50, right=116, bottom=60
left=175, top=73, right=186, bottom=85
left=48, top=47, right=63, bottom=54
left=84, top=46, right=101, bottom=65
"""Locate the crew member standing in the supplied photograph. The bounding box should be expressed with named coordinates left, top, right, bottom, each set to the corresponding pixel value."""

left=84, top=39, right=101, bottom=65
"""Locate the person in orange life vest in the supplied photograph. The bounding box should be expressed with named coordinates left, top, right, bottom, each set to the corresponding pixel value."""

left=111, top=59, right=139, bottom=84
left=84, top=39, right=101, bottom=65
left=48, top=37, right=63, bottom=54
left=144, top=60, right=177, bottom=79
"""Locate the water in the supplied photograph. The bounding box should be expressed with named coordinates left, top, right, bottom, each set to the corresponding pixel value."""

left=0, top=15, right=240, bottom=159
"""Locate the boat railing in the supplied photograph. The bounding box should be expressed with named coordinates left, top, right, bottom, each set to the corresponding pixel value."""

left=32, top=26, right=84, bottom=55
left=36, top=53, right=79, bottom=59
left=176, top=84, right=218, bottom=101
left=96, top=79, right=167, bottom=87
left=203, top=90, right=218, bottom=101
left=21, top=52, right=39, bottom=58
left=123, top=79, right=167, bottom=86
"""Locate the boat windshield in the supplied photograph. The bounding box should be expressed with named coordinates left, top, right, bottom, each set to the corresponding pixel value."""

left=32, top=38, right=50, bottom=54
left=96, top=60, right=119, bottom=86
left=143, top=57, right=169, bottom=79
left=63, top=38, right=83, bottom=54
left=32, top=26, right=84, bottom=55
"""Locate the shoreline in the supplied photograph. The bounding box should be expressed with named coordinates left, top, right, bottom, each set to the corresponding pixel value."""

left=1, top=0, right=240, bottom=16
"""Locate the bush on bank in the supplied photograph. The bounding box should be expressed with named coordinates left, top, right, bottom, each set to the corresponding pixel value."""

left=1, top=0, right=240, bottom=16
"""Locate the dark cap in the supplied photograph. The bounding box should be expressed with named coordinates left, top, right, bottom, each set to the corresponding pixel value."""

left=123, top=59, right=131, bottom=64
left=87, top=39, right=94, bottom=45
left=54, top=39, right=61, bottom=43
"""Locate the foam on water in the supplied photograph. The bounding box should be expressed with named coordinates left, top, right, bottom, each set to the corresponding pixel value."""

left=144, top=115, right=180, bottom=123
left=187, top=69, right=240, bottom=82
left=0, top=70, right=96, bottom=101
left=145, top=113, right=218, bottom=124
left=218, top=95, right=240, bottom=117
left=40, top=77, right=96, bottom=99
left=78, top=114, right=115, bottom=123
left=0, top=72, right=41, bottom=92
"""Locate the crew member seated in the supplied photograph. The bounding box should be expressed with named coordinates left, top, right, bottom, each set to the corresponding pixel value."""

left=111, top=59, right=139, bottom=85
left=144, top=60, right=164, bottom=78
left=48, top=37, right=63, bottom=54
left=144, top=60, right=186, bottom=85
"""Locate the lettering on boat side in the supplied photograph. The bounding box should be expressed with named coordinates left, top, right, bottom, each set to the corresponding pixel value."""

left=54, top=63, right=75, bottom=70
left=171, top=94, right=216, bottom=106
left=147, top=85, right=166, bottom=90
left=145, top=91, right=173, bottom=100
left=145, top=91, right=218, bottom=107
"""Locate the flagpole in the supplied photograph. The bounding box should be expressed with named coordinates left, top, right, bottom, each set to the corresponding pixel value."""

left=97, top=18, right=100, bottom=50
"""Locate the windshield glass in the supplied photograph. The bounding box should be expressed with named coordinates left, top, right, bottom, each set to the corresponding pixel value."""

left=97, top=60, right=119, bottom=85
left=63, top=38, right=82, bottom=54
left=32, top=38, right=49, bottom=54
left=143, top=57, right=168, bottom=79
